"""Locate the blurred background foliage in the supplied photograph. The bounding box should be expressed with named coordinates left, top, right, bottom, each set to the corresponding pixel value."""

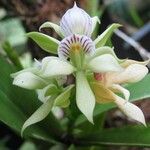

left=0, top=0, right=150, bottom=149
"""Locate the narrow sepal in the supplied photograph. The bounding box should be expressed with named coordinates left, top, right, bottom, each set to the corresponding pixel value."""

left=21, top=96, right=56, bottom=136
left=76, top=71, right=95, bottom=123
left=114, top=96, right=146, bottom=126
left=54, top=84, right=75, bottom=108
left=111, top=84, right=130, bottom=101
left=13, top=72, right=46, bottom=90
left=39, top=21, right=63, bottom=37
left=94, top=23, right=121, bottom=48
left=27, top=32, right=60, bottom=54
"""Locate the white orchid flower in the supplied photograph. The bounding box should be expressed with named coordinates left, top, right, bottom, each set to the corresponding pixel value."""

left=12, top=2, right=149, bottom=129
left=92, top=59, right=149, bottom=125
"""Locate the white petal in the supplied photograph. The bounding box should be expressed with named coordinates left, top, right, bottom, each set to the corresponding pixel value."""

left=60, top=2, right=92, bottom=37
left=13, top=72, right=46, bottom=90
left=111, top=84, right=130, bottom=101
left=76, top=71, right=95, bottom=123
left=88, top=54, right=123, bottom=73
left=89, top=46, right=124, bottom=63
left=11, top=68, right=38, bottom=78
left=91, top=16, right=100, bottom=34
left=114, top=96, right=146, bottom=126
left=40, top=57, right=75, bottom=77
left=115, top=64, right=148, bottom=84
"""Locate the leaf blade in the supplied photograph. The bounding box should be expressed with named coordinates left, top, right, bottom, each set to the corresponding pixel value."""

left=27, top=32, right=60, bottom=54
left=77, top=125, right=150, bottom=147
left=94, top=23, right=121, bottom=48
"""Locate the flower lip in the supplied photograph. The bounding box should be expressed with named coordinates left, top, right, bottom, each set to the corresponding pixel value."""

left=58, top=34, right=95, bottom=60
left=60, top=2, right=92, bottom=37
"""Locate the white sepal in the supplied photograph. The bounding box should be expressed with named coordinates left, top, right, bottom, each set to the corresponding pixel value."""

left=13, top=72, right=46, bottom=90
left=40, top=57, right=75, bottom=77
left=115, top=64, right=148, bottom=84
left=11, top=68, right=38, bottom=78
left=21, top=96, right=55, bottom=136
left=88, top=54, right=123, bottom=73
left=111, top=84, right=130, bottom=101
left=90, top=46, right=124, bottom=63
left=76, top=71, right=95, bottom=123
left=114, top=96, right=146, bottom=126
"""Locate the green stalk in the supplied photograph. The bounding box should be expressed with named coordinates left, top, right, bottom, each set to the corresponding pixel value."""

left=2, top=41, right=23, bottom=70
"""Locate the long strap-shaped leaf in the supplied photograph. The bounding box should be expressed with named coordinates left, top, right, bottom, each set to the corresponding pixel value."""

left=0, top=57, right=63, bottom=141
left=0, top=90, right=56, bottom=143
left=76, top=125, right=150, bottom=147
left=0, top=90, right=25, bottom=132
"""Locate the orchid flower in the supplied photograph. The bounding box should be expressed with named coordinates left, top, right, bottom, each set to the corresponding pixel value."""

left=12, top=2, right=149, bottom=134
left=92, top=55, right=149, bottom=125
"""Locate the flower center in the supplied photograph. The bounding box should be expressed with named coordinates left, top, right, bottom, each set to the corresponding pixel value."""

left=70, top=43, right=81, bottom=53
left=58, top=34, right=95, bottom=70
left=58, top=34, right=95, bottom=58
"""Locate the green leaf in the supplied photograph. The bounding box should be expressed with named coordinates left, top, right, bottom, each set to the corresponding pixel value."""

left=21, top=96, right=56, bottom=136
left=76, top=125, right=150, bottom=147
left=75, top=74, right=150, bottom=127
left=39, top=21, right=63, bottom=37
left=0, top=57, right=63, bottom=140
left=126, top=74, right=150, bottom=100
left=0, top=90, right=25, bottom=132
left=54, top=84, right=75, bottom=108
left=68, top=144, right=76, bottom=150
left=0, top=90, right=53, bottom=143
left=94, top=24, right=121, bottom=48
left=19, top=141, right=37, bottom=150
left=0, top=57, right=39, bottom=115
left=27, top=32, right=60, bottom=54
left=45, top=84, right=60, bottom=97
